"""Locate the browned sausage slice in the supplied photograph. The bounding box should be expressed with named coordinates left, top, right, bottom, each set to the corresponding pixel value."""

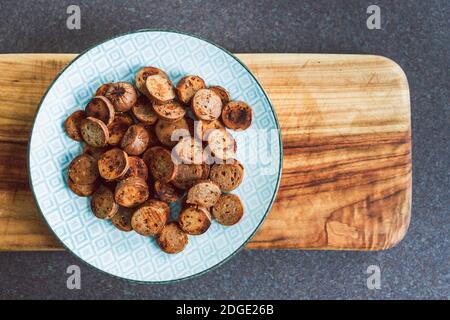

left=209, top=86, right=231, bottom=105
left=193, top=119, right=225, bottom=141
left=145, top=199, right=171, bottom=220
left=68, top=178, right=98, bottom=197
left=172, top=136, right=204, bottom=164
left=121, top=156, right=148, bottom=181
left=156, top=222, right=188, bottom=254
left=68, top=154, right=99, bottom=185
left=85, top=96, right=115, bottom=126
left=111, top=206, right=134, bottom=232
left=211, top=194, right=244, bottom=226
left=91, top=185, right=119, bottom=219
left=120, top=124, right=150, bottom=156
left=186, top=180, right=221, bottom=208
left=154, top=180, right=180, bottom=203
left=98, top=148, right=129, bottom=180
left=191, top=89, right=223, bottom=121
left=221, top=101, right=253, bottom=131
left=174, top=164, right=203, bottom=188
left=143, top=146, right=177, bottom=183
left=135, top=67, right=168, bottom=96
left=104, top=82, right=138, bottom=112
left=206, top=129, right=236, bottom=162
left=171, top=164, right=203, bottom=190
left=145, top=74, right=176, bottom=104
left=64, top=110, right=86, bottom=141
left=153, top=100, right=186, bottom=122
left=80, top=117, right=109, bottom=147
left=178, top=205, right=211, bottom=235
left=154, top=118, right=191, bottom=147
left=131, top=95, right=158, bottom=124
left=131, top=200, right=168, bottom=236
left=176, top=75, right=206, bottom=104
left=107, top=113, right=132, bottom=146
left=209, top=159, right=244, bottom=192
left=115, top=177, right=149, bottom=208
left=117, top=112, right=134, bottom=126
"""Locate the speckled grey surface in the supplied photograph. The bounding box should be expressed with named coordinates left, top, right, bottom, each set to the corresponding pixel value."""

left=0, top=0, right=448, bottom=300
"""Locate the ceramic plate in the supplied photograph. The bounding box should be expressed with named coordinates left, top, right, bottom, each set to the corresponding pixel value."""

left=28, top=30, right=282, bottom=283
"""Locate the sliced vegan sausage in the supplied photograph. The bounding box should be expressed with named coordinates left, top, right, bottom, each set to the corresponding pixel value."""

left=156, top=222, right=188, bottom=254
left=172, top=136, right=204, bottom=165
left=104, top=82, right=138, bottom=112
left=68, top=177, right=98, bottom=197
left=186, top=180, right=221, bottom=208
left=193, top=118, right=225, bottom=141
left=107, top=113, right=132, bottom=146
left=80, top=117, right=109, bottom=147
left=221, top=101, right=253, bottom=131
left=155, top=118, right=190, bottom=147
left=145, top=74, right=176, bottom=104
left=64, top=110, right=86, bottom=141
left=154, top=180, right=180, bottom=203
left=206, top=128, right=236, bottom=162
left=68, top=154, right=99, bottom=185
left=143, top=146, right=177, bottom=183
left=121, top=156, right=148, bottom=181
left=131, top=95, right=158, bottom=124
left=115, top=177, right=149, bottom=208
left=135, top=66, right=168, bottom=96
left=211, top=194, right=244, bottom=226
left=191, top=88, right=223, bottom=121
left=111, top=206, right=134, bottom=232
left=209, top=86, right=231, bottom=105
left=119, top=112, right=135, bottom=126
left=209, top=159, right=244, bottom=192
left=145, top=199, right=171, bottom=220
left=176, top=75, right=206, bottom=104
left=91, top=185, right=119, bottom=219
left=120, top=124, right=150, bottom=156
left=171, top=164, right=203, bottom=190
left=178, top=205, right=211, bottom=235
left=153, top=100, right=186, bottom=122
left=98, top=148, right=129, bottom=180
left=131, top=200, right=168, bottom=236
left=85, top=96, right=115, bottom=126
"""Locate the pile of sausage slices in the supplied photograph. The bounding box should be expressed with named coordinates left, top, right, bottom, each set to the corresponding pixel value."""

left=64, top=66, right=253, bottom=254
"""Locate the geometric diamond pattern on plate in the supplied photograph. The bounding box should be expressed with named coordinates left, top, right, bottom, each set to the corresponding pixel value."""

left=29, top=30, right=281, bottom=283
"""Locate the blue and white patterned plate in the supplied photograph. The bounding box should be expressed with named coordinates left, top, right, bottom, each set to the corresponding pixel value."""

left=28, top=30, right=282, bottom=283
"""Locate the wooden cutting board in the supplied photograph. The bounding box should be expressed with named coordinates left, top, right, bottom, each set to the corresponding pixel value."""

left=0, top=53, right=411, bottom=251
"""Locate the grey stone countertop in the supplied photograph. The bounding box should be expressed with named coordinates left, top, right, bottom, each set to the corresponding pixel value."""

left=0, top=0, right=448, bottom=299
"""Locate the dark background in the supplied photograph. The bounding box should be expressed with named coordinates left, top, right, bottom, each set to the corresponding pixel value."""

left=0, top=0, right=448, bottom=299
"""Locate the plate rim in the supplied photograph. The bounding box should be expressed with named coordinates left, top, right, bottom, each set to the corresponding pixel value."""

left=27, top=29, right=283, bottom=284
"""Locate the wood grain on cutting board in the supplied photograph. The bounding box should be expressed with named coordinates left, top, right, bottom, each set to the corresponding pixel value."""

left=0, top=54, right=411, bottom=251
